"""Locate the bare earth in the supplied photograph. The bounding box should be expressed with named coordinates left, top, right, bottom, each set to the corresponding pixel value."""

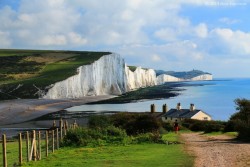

left=181, top=133, right=250, bottom=167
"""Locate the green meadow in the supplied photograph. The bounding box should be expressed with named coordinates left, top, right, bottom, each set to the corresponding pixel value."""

left=0, top=133, right=193, bottom=167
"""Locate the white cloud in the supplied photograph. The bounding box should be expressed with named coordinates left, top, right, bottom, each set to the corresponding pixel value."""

left=68, top=32, right=88, bottom=45
left=0, top=31, right=11, bottom=48
left=38, top=35, right=67, bottom=46
left=151, top=54, right=161, bottom=62
left=219, top=17, right=240, bottom=25
left=195, top=23, right=208, bottom=38
left=0, top=0, right=250, bottom=77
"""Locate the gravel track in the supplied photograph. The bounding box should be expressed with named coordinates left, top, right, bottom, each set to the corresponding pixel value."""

left=181, top=132, right=250, bottom=167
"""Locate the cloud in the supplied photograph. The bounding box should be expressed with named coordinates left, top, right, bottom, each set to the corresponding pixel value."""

left=219, top=17, right=240, bottom=25
left=151, top=54, right=161, bottom=62
left=0, top=0, right=250, bottom=77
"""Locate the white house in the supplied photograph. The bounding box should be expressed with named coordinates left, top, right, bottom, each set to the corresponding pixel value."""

left=161, top=103, right=212, bottom=122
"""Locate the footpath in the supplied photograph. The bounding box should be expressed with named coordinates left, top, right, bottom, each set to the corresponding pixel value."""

left=181, top=132, right=250, bottom=167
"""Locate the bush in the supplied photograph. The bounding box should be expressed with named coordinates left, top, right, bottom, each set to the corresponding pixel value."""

left=182, top=119, right=226, bottom=132
left=228, top=98, right=250, bottom=141
left=88, top=115, right=112, bottom=128
left=132, top=132, right=163, bottom=144
left=161, top=122, right=173, bottom=132
left=62, top=126, right=130, bottom=147
left=111, top=113, right=161, bottom=135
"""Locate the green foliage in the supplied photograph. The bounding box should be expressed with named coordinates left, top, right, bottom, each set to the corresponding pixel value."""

left=132, top=132, right=163, bottom=144
left=182, top=119, right=226, bottom=133
left=62, top=126, right=129, bottom=147
left=162, top=122, right=174, bottom=131
left=227, top=98, right=250, bottom=141
left=110, top=113, right=161, bottom=135
left=88, top=115, right=112, bottom=128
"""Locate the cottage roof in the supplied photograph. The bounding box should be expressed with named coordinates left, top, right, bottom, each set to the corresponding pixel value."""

left=162, top=108, right=206, bottom=118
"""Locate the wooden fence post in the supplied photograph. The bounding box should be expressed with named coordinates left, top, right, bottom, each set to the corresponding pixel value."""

left=56, top=128, right=59, bottom=149
left=2, top=134, right=7, bottom=167
left=63, top=121, right=67, bottom=136
left=19, top=133, right=22, bottom=165
left=60, top=118, right=63, bottom=141
left=26, top=131, right=30, bottom=162
left=29, top=130, right=37, bottom=161
left=38, top=131, right=41, bottom=160
left=45, top=131, right=48, bottom=157
left=52, top=130, right=55, bottom=153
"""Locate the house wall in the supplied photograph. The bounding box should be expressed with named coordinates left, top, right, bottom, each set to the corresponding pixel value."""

left=161, top=117, right=183, bottom=123
left=191, top=111, right=212, bottom=121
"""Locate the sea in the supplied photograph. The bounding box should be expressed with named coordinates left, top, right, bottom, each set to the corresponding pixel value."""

left=66, top=78, right=250, bottom=121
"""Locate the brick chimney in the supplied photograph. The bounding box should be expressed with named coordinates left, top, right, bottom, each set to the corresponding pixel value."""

left=176, top=103, right=181, bottom=110
left=190, top=103, right=195, bottom=111
left=162, top=104, right=167, bottom=113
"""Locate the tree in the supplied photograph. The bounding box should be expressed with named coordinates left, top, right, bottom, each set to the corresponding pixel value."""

left=228, top=98, right=250, bottom=141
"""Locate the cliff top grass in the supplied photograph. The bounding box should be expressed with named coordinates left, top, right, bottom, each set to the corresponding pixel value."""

left=0, top=49, right=111, bottom=100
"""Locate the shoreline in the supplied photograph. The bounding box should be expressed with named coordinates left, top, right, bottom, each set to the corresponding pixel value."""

left=0, top=95, right=114, bottom=126
left=0, top=81, right=211, bottom=137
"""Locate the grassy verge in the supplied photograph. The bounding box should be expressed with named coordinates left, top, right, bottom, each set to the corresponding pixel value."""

left=0, top=133, right=193, bottom=167
left=21, top=133, right=193, bottom=167
left=203, top=131, right=238, bottom=137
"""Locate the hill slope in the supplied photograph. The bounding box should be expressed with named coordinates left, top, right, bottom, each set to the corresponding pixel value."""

left=0, top=49, right=111, bottom=100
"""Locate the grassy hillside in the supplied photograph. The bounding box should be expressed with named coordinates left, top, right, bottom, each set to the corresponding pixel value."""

left=0, top=49, right=111, bottom=100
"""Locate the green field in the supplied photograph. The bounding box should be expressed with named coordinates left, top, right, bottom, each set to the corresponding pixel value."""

left=0, top=49, right=110, bottom=100
left=0, top=133, right=193, bottom=167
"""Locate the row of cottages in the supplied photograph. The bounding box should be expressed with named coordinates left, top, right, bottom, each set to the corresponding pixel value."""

left=160, top=103, right=212, bottom=122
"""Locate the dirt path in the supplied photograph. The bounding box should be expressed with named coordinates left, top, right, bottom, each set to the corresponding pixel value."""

left=181, top=133, right=250, bottom=167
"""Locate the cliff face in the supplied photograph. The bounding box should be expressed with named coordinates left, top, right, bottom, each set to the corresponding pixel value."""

left=44, top=54, right=127, bottom=99
left=191, top=74, right=213, bottom=81
left=44, top=54, right=157, bottom=99
left=125, top=66, right=156, bottom=90
left=157, top=74, right=183, bottom=84
left=44, top=53, right=212, bottom=99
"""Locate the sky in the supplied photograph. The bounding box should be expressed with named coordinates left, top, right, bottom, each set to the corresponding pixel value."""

left=0, top=0, right=250, bottom=78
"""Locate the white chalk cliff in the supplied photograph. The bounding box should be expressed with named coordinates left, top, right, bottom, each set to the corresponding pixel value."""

left=190, top=74, right=213, bottom=81
left=44, top=53, right=212, bottom=99
left=44, top=54, right=157, bottom=99
left=157, top=74, right=183, bottom=84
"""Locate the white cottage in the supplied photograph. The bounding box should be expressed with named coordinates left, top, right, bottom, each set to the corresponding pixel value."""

left=162, top=103, right=212, bottom=122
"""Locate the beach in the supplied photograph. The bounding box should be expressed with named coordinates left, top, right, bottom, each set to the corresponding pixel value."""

left=0, top=95, right=114, bottom=137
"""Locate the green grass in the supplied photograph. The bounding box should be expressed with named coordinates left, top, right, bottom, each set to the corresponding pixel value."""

left=22, top=144, right=192, bottom=167
left=0, top=49, right=111, bottom=100
left=1, top=133, right=193, bottom=167
left=203, top=131, right=238, bottom=137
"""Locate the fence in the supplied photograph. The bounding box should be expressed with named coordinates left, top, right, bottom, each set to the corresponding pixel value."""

left=0, top=118, right=78, bottom=167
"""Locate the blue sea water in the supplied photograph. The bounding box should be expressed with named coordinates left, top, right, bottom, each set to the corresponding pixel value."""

left=67, top=78, right=250, bottom=121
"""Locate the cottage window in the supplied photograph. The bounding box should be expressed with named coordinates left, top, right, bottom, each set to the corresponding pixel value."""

left=204, top=117, right=208, bottom=120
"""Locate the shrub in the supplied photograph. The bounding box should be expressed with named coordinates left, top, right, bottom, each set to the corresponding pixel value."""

left=182, top=119, right=226, bottom=132
left=110, top=113, right=161, bottom=135
left=88, top=115, right=112, bottom=128
left=132, top=132, right=163, bottom=144
left=62, top=126, right=130, bottom=147
left=228, top=98, right=250, bottom=141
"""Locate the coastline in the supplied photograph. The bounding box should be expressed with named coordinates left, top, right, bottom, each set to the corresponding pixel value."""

left=0, top=96, right=114, bottom=133
left=0, top=81, right=210, bottom=137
